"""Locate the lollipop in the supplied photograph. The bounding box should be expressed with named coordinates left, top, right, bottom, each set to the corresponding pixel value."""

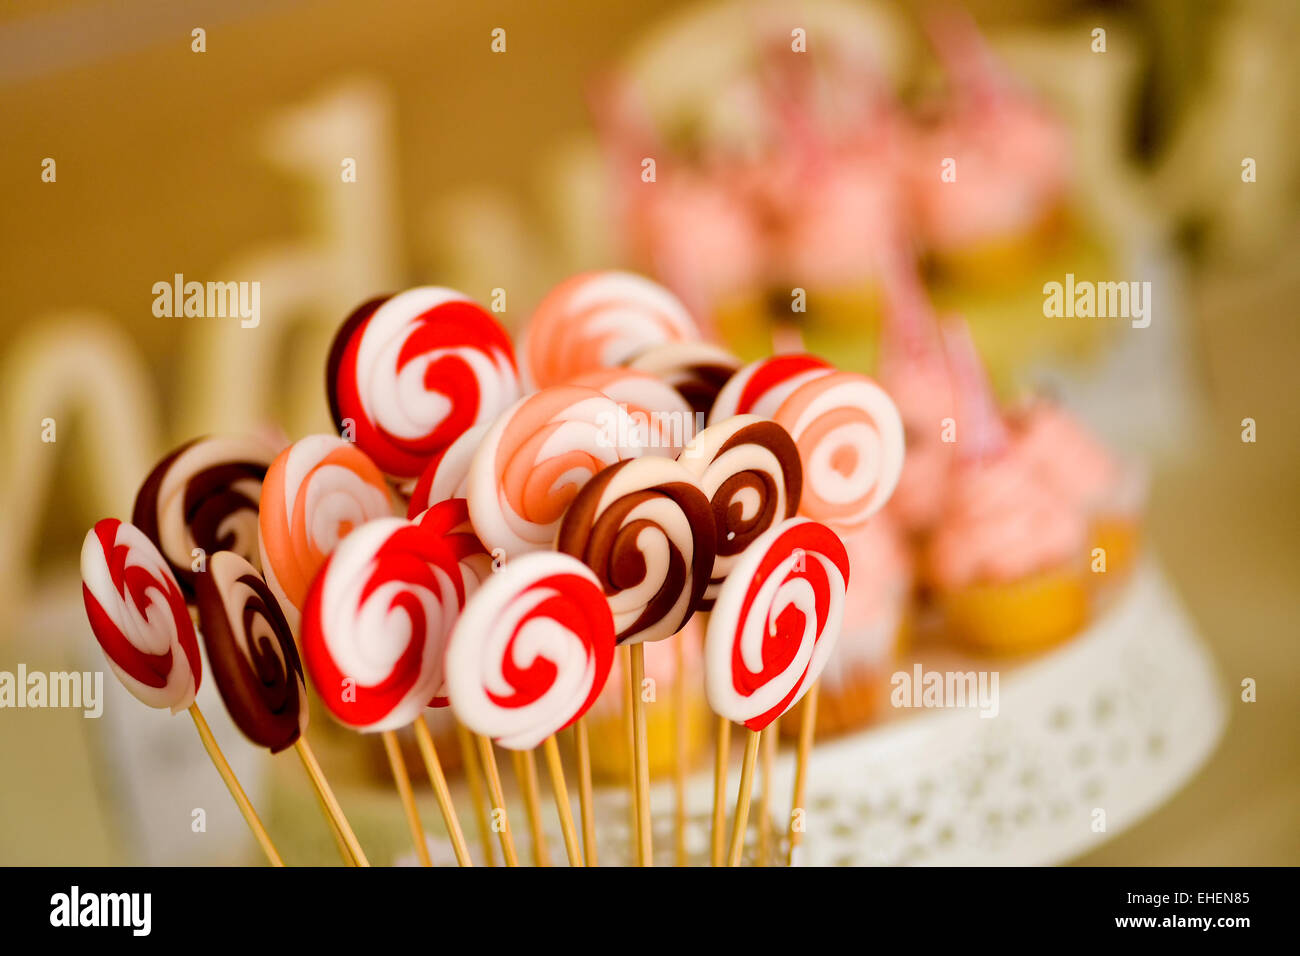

left=707, top=353, right=833, bottom=424
left=406, top=424, right=488, bottom=519
left=445, top=552, right=616, bottom=750
left=466, top=385, right=645, bottom=557
left=570, top=367, right=696, bottom=457
left=326, top=287, right=521, bottom=479
left=133, top=436, right=276, bottom=596
left=195, top=552, right=308, bottom=753
left=625, top=341, right=742, bottom=418
left=704, top=518, right=850, bottom=731
left=772, top=370, right=905, bottom=532
left=258, top=434, right=393, bottom=614
left=521, top=271, right=701, bottom=388
left=300, top=517, right=463, bottom=731
left=80, top=518, right=202, bottom=713
left=556, top=457, right=716, bottom=644
left=678, top=415, right=803, bottom=610
left=412, top=497, right=494, bottom=605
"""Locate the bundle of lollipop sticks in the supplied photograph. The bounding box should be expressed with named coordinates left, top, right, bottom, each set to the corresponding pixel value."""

left=78, top=271, right=905, bottom=866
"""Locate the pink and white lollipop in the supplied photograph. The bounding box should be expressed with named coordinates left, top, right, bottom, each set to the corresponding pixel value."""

left=81, top=518, right=202, bottom=713
left=445, top=552, right=616, bottom=750
left=466, top=385, right=645, bottom=557
left=704, top=518, right=850, bottom=731
left=521, top=271, right=701, bottom=389
left=326, top=288, right=522, bottom=479
left=300, top=517, right=465, bottom=731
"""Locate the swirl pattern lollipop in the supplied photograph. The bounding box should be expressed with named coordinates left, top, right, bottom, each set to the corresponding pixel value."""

left=707, top=354, right=833, bottom=424
left=522, top=271, right=700, bottom=388
left=445, top=552, right=616, bottom=750
left=301, top=518, right=463, bottom=731
left=133, top=436, right=276, bottom=596
left=406, top=424, right=488, bottom=519
left=258, top=435, right=393, bottom=614
left=467, top=385, right=645, bottom=557
left=81, top=519, right=202, bottom=713
left=412, top=497, right=494, bottom=605
left=195, top=552, right=308, bottom=753
left=679, top=415, right=802, bottom=610
left=556, top=457, right=716, bottom=644
left=772, top=371, right=905, bottom=532
left=326, top=287, right=521, bottom=479
left=570, top=367, right=696, bottom=457
left=625, top=341, right=742, bottom=418
left=704, top=518, right=850, bottom=731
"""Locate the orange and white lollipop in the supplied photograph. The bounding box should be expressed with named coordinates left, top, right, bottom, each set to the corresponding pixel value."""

left=521, top=271, right=701, bottom=389
left=570, top=367, right=696, bottom=457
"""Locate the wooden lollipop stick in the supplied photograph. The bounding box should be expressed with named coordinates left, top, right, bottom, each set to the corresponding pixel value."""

left=573, top=718, right=598, bottom=866
left=512, top=749, right=551, bottom=866
left=787, top=682, right=820, bottom=866
left=455, top=720, right=496, bottom=866
left=187, top=704, right=284, bottom=867
left=673, top=635, right=688, bottom=867
left=475, top=733, right=520, bottom=866
left=542, top=736, right=584, bottom=867
left=622, top=649, right=638, bottom=861
left=757, top=719, right=777, bottom=866
left=710, top=715, right=731, bottom=867
left=629, top=642, right=653, bottom=866
left=382, top=730, right=431, bottom=866
left=413, top=717, right=473, bottom=867
left=726, top=729, right=761, bottom=867
left=294, top=736, right=369, bottom=866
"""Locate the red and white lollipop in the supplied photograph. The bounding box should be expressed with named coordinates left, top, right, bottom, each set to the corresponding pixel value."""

left=258, top=434, right=393, bottom=615
left=405, top=424, right=488, bottom=519
left=707, top=354, right=834, bottom=424
left=467, top=385, right=645, bottom=557
left=704, top=518, right=850, bottom=731
left=521, top=271, right=701, bottom=389
left=326, top=288, right=521, bottom=479
left=445, top=552, right=616, bottom=751
left=81, top=518, right=202, bottom=713
left=300, top=517, right=465, bottom=731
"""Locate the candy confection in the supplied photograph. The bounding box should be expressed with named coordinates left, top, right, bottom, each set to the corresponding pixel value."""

left=522, top=271, right=701, bottom=389
left=300, top=517, right=465, bottom=731
left=258, top=434, right=393, bottom=614
left=556, top=457, right=715, bottom=644
left=625, top=341, right=742, bottom=419
left=80, top=518, right=203, bottom=713
left=467, top=385, right=645, bottom=557
left=678, top=414, right=802, bottom=610
left=326, top=287, right=521, bottom=479
left=570, top=367, right=696, bottom=458
left=444, top=551, right=616, bottom=750
left=133, top=435, right=277, bottom=596
left=708, top=354, right=834, bottom=424
left=405, top=424, right=489, bottom=519
left=704, top=517, right=850, bottom=731
left=195, top=551, right=309, bottom=753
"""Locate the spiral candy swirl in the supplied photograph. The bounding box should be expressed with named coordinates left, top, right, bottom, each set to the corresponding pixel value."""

left=570, top=367, right=696, bottom=457
left=133, top=436, right=276, bottom=596
left=301, top=518, right=466, bottom=731
left=704, top=518, right=850, bottom=731
left=326, top=287, right=521, bottom=478
left=707, top=353, right=833, bottom=424
left=625, top=341, right=741, bottom=419
left=556, top=457, right=715, bottom=644
left=445, top=552, right=616, bottom=750
left=195, top=552, right=309, bottom=752
left=258, top=435, right=393, bottom=613
left=522, top=271, right=700, bottom=388
left=678, top=415, right=802, bottom=610
left=467, top=385, right=645, bottom=556
left=81, top=519, right=203, bottom=713
left=405, top=424, right=488, bottom=519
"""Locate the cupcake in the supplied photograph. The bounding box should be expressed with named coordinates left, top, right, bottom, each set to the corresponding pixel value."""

left=1011, top=398, right=1147, bottom=587
left=584, top=620, right=710, bottom=783
left=924, top=321, right=1090, bottom=654
left=782, top=511, right=912, bottom=739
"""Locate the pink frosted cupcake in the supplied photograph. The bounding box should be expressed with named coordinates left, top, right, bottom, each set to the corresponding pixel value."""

left=925, top=322, right=1090, bottom=654
left=1012, top=399, right=1147, bottom=585
left=782, top=511, right=912, bottom=739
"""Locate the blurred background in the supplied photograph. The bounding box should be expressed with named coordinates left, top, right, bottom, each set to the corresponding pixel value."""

left=0, top=0, right=1296, bottom=865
